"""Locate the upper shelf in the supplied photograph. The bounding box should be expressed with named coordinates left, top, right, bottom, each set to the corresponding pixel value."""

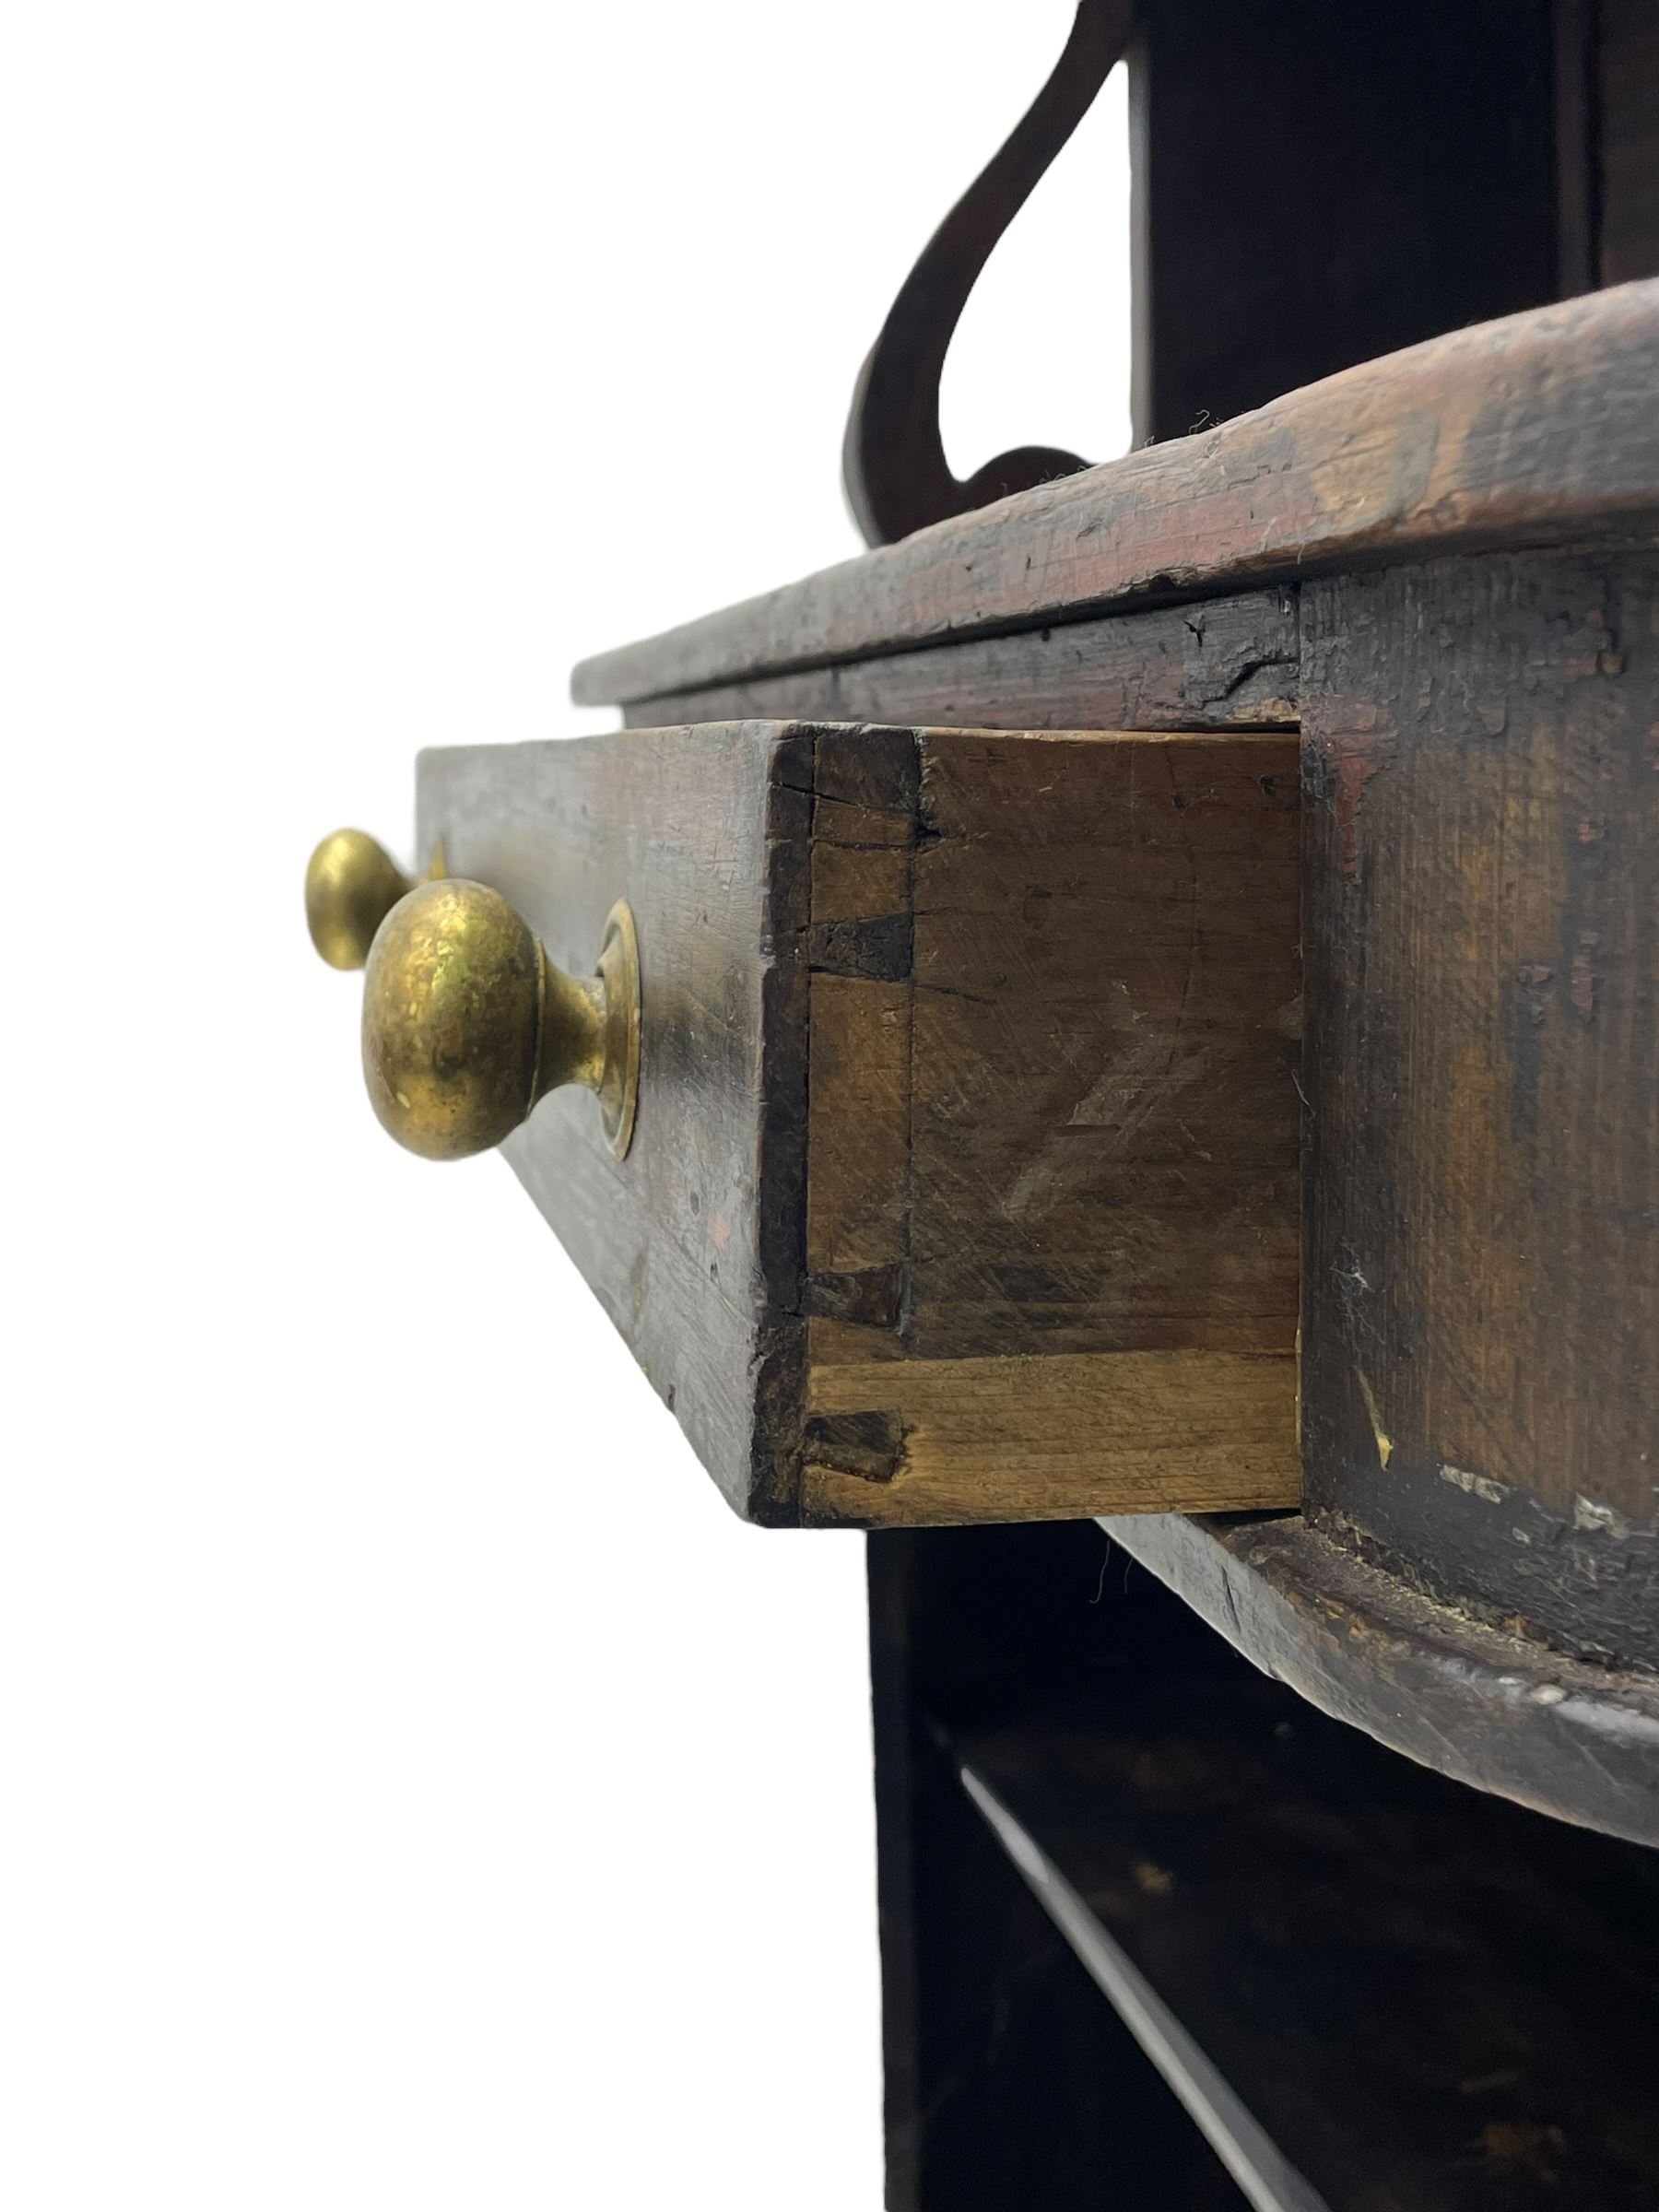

left=573, top=280, right=1659, bottom=709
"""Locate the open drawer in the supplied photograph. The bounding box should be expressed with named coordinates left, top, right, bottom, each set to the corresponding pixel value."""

left=312, top=720, right=1300, bottom=1526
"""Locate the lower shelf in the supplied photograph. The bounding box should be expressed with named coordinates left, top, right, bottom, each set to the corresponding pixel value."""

left=945, top=1657, right=1659, bottom=2212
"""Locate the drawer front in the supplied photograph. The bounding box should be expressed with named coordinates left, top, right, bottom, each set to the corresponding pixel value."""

left=418, top=722, right=1301, bottom=1527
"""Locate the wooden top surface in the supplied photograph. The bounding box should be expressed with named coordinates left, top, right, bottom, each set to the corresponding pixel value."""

left=573, top=280, right=1659, bottom=707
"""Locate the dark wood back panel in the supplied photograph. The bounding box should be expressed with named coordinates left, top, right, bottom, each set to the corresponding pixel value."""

left=1600, top=0, right=1659, bottom=285
left=1130, top=0, right=1559, bottom=446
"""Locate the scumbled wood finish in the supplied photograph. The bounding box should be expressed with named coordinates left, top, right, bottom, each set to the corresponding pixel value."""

left=620, top=591, right=1299, bottom=736
left=573, top=284, right=1659, bottom=713
left=418, top=724, right=1301, bottom=1528
left=1300, top=552, right=1659, bottom=1669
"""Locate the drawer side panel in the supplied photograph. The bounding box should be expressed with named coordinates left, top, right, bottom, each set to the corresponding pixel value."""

left=418, top=724, right=811, bottom=1521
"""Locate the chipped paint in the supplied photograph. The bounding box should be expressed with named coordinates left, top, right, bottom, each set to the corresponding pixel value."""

left=1441, top=1462, right=1511, bottom=1505
left=1573, top=1493, right=1634, bottom=1539
left=1356, top=1371, right=1393, bottom=1470
left=1475, top=696, right=1509, bottom=736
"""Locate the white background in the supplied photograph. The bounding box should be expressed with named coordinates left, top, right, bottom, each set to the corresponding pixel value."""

left=3, top=5, right=1128, bottom=2203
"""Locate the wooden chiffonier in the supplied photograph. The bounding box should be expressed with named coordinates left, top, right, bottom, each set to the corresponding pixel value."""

left=307, top=6, right=1659, bottom=2206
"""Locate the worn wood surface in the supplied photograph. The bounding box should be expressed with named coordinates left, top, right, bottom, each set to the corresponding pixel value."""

left=573, top=282, right=1659, bottom=710
left=1128, top=0, right=1557, bottom=447
left=418, top=724, right=1300, bottom=1527
left=1104, top=1512, right=1659, bottom=1848
left=621, top=589, right=1299, bottom=735
left=1300, top=552, right=1659, bottom=1668
left=805, top=1352, right=1294, bottom=1527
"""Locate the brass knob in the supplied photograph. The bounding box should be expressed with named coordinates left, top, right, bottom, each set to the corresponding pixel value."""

left=360, top=879, right=640, bottom=1162
left=304, top=830, right=417, bottom=971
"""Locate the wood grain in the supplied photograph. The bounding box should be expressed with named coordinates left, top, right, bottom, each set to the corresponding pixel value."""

left=804, top=1350, right=1295, bottom=1527
left=621, top=591, right=1299, bottom=735
left=1300, top=552, right=1659, bottom=1666
left=803, top=726, right=1301, bottom=1526
left=910, top=732, right=1300, bottom=1360
left=573, top=282, right=1659, bottom=710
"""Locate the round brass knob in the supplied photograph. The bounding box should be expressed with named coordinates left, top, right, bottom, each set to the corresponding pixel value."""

left=360, top=878, right=640, bottom=1162
left=304, top=830, right=415, bottom=971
